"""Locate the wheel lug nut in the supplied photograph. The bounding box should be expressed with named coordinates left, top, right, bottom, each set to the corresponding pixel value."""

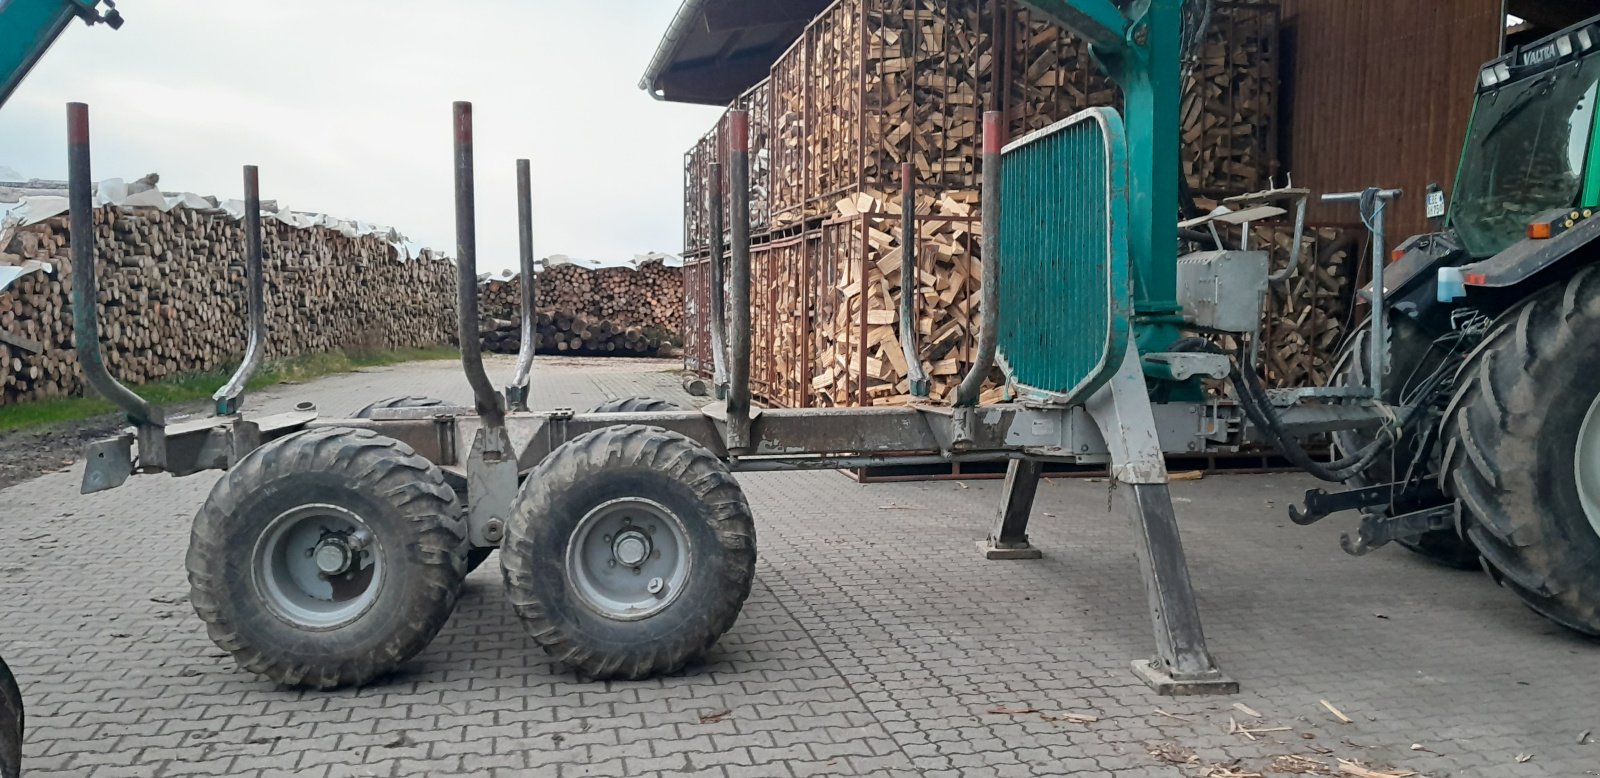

left=647, top=577, right=665, bottom=596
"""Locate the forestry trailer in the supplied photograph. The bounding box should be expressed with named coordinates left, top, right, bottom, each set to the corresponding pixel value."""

left=2, top=8, right=1597, bottom=776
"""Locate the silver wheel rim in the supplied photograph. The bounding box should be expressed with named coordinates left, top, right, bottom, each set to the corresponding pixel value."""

left=565, top=497, right=692, bottom=621
left=1579, top=392, right=1600, bottom=538
left=252, top=504, right=384, bottom=629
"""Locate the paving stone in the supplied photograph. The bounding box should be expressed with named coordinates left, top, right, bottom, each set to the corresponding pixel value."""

left=0, top=356, right=1592, bottom=777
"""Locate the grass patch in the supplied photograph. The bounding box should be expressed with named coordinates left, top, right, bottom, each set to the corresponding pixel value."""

left=0, top=346, right=458, bottom=435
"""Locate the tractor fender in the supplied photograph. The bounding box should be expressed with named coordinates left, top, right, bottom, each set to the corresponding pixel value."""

left=1459, top=211, right=1600, bottom=289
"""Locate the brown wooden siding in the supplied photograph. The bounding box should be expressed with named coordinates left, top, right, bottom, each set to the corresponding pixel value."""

left=1279, top=0, right=1503, bottom=236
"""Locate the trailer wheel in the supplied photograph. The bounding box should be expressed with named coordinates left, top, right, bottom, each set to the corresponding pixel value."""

left=588, top=397, right=686, bottom=413
left=355, top=397, right=494, bottom=574
left=1443, top=267, right=1600, bottom=635
left=0, top=653, right=20, bottom=778
left=187, top=427, right=469, bottom=688
left=502, top=425, right=755, bottom=679
left=354, top=396, right=447, bottom=418
left=1333, top=324, right=1479, bottom=569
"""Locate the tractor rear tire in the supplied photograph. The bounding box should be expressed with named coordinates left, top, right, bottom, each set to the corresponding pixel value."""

left=588, top=397, right=685, bottom=414
left=1333, top=323, right=1480, bottom=569
left=502, top=425, right=756, bottom=680
left=354, top=396, right=447, bottom=418
left=0, top=653, right=20, bottom=778
left=187, top=427, right=469, bottom=688
left=1442, top=267, right=1600, bottom=635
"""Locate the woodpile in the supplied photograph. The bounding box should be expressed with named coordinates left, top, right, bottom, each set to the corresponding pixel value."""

left=680, top=0, right=1286, bottom=407
left=0, top=204, right=455, bottom=406
left=478, top=258, right=684, bottom=357
left=480, top=310, right=675, bottom=357
left=1253, top=223, right=1359, bottom=388
left=1180, top=0, right=1279, bottom=199
left=810, top=190, right=1003, bottom=406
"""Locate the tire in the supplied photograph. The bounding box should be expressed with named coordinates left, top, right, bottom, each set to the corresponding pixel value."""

left=0, top=653, right=20, bottom=778
left=355, top=397, right=494, bottom=574
left=1441, top=266, right=1600, bottom=635
left=1333, top=322, right=1480, bottom=569
left=587, top=397, right=685, bottom=414
left=354, top=396, right=446, bottom=418
left=187, top=427, right=469, bottom=688
left=502, top=424, right=756, bottom=679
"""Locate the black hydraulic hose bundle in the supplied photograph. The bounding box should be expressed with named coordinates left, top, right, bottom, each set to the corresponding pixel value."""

left=1171, top=337, right=1424, bottom=483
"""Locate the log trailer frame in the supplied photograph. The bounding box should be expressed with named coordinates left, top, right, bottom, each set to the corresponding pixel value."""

left=1, top=7, right=1593, bottom=768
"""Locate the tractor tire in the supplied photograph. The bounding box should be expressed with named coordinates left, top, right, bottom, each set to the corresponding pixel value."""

left=1442, top=267, right=1600, bottom=636
left=587, top=397, right=685, bottom=414
left=354, top=396, right=446, bottom=418
left=502, top=424, right=756, bottom=680
left=355, top=397, right=492, bottom=574
left=187, top=427, right=469, bottom=688
left=1333, top=323, right=1480, bottom=569
left=0, top=653, right=20, bottom=778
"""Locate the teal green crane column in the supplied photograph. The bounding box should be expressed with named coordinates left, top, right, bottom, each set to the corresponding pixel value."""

left=1015, top=0, right=1183, bottom=346
left=1104, top=0, right=1182, bottom=330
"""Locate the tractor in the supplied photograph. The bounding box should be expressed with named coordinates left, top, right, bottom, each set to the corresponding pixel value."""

left=0, top=12, right=1592, bottom=778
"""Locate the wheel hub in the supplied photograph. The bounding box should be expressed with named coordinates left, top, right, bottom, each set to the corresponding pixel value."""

left=566, top=498, right=692, bottom=621
left=314, top=539, right=354, bottom=575
left=1578, top=391, right=1600, bottom=538
left=612, top=530, right=652, bottom=567
left=252, top=504, right=384, bottom=630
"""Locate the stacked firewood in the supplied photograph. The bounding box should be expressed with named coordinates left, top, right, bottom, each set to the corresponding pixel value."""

left=1253, top=223, right=1359, bottom=388
left=0, top=205, right=455, bottom=406
left=479, top=309, right=676, bottom=357
left=680, top=0, right=1284, bottom=406
left=809, top=190, right=1002, bottom=407
left=478, top=258, right=684, bottom=357
left=1180, top=1, right=1278, bottom=198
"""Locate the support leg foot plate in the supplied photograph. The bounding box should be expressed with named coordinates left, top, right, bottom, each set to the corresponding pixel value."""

left=1132, top=659, right=1238, bottom=696
left=976, top=540, right=1042, bottom=560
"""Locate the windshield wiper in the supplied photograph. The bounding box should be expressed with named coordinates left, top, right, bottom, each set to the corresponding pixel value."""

left=1481, top=76, right=1553, bottom=140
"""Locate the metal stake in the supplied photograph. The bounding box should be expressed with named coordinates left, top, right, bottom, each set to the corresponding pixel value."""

left=67, top=103, right=162, bottom=429
left=505, top=158, right=536, bottom=411
left=453, top=101, right=505, bottom=429
left=726, top=109, right=752, bottom=450
left=707, top=162, right=730, bottom=399
left=900, top=163, right=930, bottom=398
left=452, top=101, right=517, bottom=551
left=214, top=165, right=265, bottom=416
left=1323, top=187, right=1402, bottom=398
left=955, top=111, right=1003, bottom=407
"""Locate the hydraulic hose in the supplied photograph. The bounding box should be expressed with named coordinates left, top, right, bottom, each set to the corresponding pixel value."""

left=1172, top=337, right=1394, bottom=483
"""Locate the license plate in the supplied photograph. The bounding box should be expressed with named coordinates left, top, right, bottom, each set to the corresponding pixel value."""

left=1426, top=191, right=1446, bottom=219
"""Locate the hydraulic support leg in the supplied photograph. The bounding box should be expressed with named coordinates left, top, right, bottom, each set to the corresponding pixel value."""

left=1085, top=333, right=1237, bottom=695
left=979, top=458, right=1044, bottom=559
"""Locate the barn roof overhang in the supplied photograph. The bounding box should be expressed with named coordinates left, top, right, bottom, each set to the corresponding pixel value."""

left=639, top=0, right=832, bottom=105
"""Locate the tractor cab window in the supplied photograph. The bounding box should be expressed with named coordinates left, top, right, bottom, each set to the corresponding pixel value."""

left=1451, top=59, right=1600, bottom=257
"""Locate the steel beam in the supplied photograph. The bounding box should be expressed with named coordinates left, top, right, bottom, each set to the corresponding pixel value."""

left=981, top=459, right=1045, bottom=559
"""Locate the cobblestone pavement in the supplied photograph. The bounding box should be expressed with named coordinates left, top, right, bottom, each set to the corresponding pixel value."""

left=0, top=356, right=1595, bottom=777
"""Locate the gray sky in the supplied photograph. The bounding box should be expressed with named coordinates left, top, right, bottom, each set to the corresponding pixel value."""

left=0, top=1, right=720, bottom=273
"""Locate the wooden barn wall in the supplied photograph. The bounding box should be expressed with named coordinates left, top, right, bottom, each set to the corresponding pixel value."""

left=1278, top=0, right=1502, bottom=236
